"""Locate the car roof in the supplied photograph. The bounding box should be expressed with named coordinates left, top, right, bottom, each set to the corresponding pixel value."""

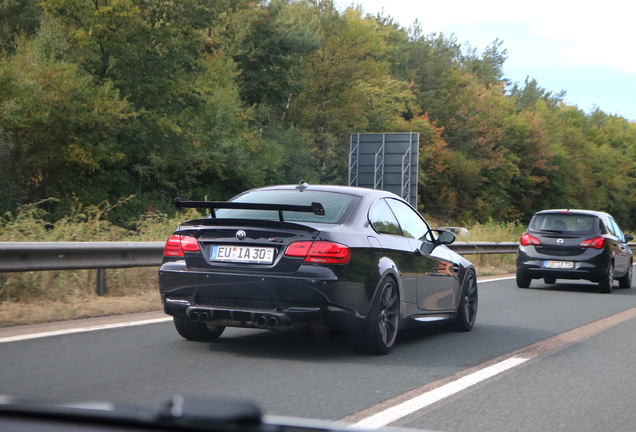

left=246, top=183, right=403, bottom=199
left=533, top=209, right=611, bottom=218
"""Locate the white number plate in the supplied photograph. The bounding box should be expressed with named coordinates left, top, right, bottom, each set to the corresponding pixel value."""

left=544, top=261, right=574, bottom=269
left=210, top=245, right=275, bottom=264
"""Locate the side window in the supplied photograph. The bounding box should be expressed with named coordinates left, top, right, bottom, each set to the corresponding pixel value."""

left=609, top=217, right=625, bottom=241
left=604, top=217, right=618, bottom=237
left=385, top=199, right=430, bottom=240
left=369, top=200, right=403, bottom=236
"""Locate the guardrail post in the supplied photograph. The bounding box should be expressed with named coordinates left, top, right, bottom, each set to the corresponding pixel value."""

left=96, top=269, right=107, bottom=296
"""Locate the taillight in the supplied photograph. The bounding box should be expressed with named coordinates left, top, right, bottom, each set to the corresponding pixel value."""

left=164, top=235, right=200, bottom=257
left=285, top=241, right=351, bottom=264
left=580, top=236, right=605, bottom=249
left=285, top=241, right=313, bottom=257
left=520, top=233, right=541, bottom=246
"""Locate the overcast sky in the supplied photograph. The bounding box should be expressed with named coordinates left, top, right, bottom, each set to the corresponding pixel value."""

left=336, top=0, right=636, bottom=121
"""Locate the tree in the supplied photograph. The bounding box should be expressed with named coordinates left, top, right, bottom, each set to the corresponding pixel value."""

left=232, top=0, right=320, bottom=111
left=0, top=0, right=42, bottom=54
left=289, top=3, right=391, bottom=183
left=0, top=33, right=131, bottom=214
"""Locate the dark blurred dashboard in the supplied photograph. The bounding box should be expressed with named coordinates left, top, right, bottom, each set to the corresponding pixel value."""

left=0, top=395, right=436, bottom=432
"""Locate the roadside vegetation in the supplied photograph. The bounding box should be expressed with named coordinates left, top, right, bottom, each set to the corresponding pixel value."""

left=0, top=203, right=521, bottom=326
left=2, top=0, right=636, bottom=230
left=0, top=200, right=199, bottom=326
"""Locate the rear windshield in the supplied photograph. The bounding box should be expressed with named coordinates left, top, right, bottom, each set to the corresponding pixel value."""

left=529, top=213, right=600, bottom=234
left=215, top=190, right=360, bottom=224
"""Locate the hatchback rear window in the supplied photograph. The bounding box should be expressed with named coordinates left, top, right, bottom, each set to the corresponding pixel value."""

left=529, top=213, right=599, bottom=234
left=215, top=190, right=360, bottom=224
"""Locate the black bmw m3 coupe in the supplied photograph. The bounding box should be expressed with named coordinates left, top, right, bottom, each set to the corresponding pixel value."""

left=159, top=183, right=477, bottom=354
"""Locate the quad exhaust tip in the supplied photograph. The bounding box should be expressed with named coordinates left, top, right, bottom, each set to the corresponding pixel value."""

left=190, top=311, right=282, bottom=327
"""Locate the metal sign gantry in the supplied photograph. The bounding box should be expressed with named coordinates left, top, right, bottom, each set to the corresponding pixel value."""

left=349, top=133, right=419, bottom=207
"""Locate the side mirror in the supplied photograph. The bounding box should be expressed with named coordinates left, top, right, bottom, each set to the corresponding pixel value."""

left=437, top=230, right=456, bottom=245
left=424, top=229, right=456, bottom=245
left=625, top=234, right=634, bottom=242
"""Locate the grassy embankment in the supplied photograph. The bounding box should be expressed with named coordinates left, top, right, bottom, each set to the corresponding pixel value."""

left=0, top=201, right=523, bottom=326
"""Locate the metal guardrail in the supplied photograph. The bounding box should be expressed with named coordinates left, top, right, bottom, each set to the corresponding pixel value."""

left=448, top=242, right=519, bottom=255
left=0, top=242, right=165, bottom=296
left=0, top=241, right=518, bottom=273
left=1, top=241, right=633, bottom=295
left=0, top=242, right=166, bottom=272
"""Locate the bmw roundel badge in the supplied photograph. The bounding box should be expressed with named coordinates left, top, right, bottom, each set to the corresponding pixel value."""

left=236, top=230, right=247, bottom=240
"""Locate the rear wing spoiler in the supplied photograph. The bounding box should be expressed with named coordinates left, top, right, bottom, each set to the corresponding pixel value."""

left=174, top=197, right=325, bottom=222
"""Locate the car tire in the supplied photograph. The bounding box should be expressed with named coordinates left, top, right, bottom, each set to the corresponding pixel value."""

left=449, top=270, right=478, bottom=332
left=544, top=277, right=556, bottom=285
left=357, top=277, right=399, bottom=355
left=173, top=317, right=225, bottom=342
left=618, top=262, right=632, bottom=289
left=599, top=262, right=614, bottom=294
left=516, top=270, right=531, bottom=288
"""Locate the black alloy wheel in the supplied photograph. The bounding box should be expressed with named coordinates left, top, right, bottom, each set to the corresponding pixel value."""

left=618, top=262, right=633, bottom=289
left=599, top=262, right=614, bottom=294
left=450, top=270, right=478, bottom=332
left=516, top=270, right=531, bottom=288
left=358, top=277, right=399, bottom=355
left=173, top=317, right=225, bottom=342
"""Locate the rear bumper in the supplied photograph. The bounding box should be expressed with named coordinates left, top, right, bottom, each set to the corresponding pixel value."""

left=516, top=246, right=610, bottom=282
left=159, top=264, right=373, bottom=331
left=165, top=304, right=321, bottom=329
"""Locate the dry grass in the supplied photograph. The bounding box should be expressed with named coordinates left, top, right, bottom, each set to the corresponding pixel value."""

left=0, top=289, right=162, bottom=326
left=454, top=221, right=522, bottom=276
left=0, top=268, right=162, bottom=326
left=469, top=253, right=517, bottom=276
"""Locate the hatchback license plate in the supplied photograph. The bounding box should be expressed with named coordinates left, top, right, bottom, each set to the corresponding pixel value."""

left=544, top=260, right=574, bottom=269
left=210, top=245, right=274, bottom=264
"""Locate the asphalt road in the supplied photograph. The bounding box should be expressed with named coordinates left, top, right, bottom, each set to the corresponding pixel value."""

left=2, top=276, right=636, bottom=432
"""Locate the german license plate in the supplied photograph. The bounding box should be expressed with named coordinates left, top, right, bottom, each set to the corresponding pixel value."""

left=544, top=260, right=574, bottom=269
left=210, top=245, right=274, bottom=264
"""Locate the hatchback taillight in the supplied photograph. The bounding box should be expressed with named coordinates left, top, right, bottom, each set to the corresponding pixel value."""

left=164, top=235, right=200, bottom=257
left=580, top=236, right=605, bottom=249
left=520, top=233, right=541, bottom=246
left=285, top=241, right=351, bottom=264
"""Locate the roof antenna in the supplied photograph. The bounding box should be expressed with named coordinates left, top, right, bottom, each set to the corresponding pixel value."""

left=295, top=180, right=308, bottom=191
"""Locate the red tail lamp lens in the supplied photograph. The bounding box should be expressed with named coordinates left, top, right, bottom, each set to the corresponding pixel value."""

left=164, top=235, right=200, bottom=257
left=520, top=233, right=541, bottom=246
left=580, top=236, right=605, bottom=249
left=285, top=241, right=351, bottom=264
left=285, top=241, right=313, bottom=257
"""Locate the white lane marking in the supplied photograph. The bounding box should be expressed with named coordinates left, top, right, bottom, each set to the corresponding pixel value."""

left=347, top=306, right=636, bottom=428
left=0, top=317, right=172, bottom=344
left=477, top=276, right=514, bottom=283
left=351, top=357, right=529, bottom=429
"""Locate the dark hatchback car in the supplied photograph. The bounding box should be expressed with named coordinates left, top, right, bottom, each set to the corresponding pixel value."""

left=159, top=183, right=477, bottom=354
left=516, top=209, right=633, bottom=292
